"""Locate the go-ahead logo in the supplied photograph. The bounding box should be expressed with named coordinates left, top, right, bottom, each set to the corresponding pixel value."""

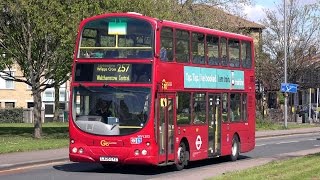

left=100, top=140, right=116, bottom=146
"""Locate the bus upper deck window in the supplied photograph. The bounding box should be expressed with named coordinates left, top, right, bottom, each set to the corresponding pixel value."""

left=78, top=17, right=153, bottom=59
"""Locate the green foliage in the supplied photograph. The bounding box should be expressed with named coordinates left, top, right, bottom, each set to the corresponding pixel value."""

left=278, top=92, right=285, bottom=104
left=0, top=108, right=23, bottom=123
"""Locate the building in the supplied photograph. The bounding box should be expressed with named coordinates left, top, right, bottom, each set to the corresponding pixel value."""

left=0, top=63, right=69, bottom=122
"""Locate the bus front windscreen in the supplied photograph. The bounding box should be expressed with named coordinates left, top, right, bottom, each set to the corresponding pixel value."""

left=72, top=86, right=150, bottom=136
left=78, top=17, right=153, bottom=59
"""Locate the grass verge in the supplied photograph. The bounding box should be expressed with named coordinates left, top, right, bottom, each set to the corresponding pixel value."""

left=256, top=119, right=319, bottom=131
left=210, top=153, right=320, bottom=180
left=0, top=122, right=69, bottom=154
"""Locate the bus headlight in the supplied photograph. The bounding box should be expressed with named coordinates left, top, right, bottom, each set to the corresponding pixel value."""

left=134, top=149, right=140, bottom=156
left=141, top=149, right=147, bottom=156
left=72, top=147, right=78, bottom=153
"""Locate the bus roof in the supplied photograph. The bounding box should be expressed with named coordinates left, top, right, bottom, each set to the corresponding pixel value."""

left=80, top=12, right=253, bottom=41
left=161, top=20, right=253, bottom=41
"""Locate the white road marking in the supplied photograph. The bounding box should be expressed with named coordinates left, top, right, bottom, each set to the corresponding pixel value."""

left=0, top=160, right=68, bottom=174
left=256, top=138, right=317, bottom=147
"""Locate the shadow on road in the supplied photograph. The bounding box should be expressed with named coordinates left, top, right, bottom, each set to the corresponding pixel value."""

left=53, top=155, right=251, bottom=175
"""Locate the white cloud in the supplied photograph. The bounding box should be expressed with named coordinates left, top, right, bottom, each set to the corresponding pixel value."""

left=243, top=5, right=266, bottom=22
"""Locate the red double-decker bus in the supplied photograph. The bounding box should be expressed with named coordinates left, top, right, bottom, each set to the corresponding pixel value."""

left=69, top=12, right=255, bottom=170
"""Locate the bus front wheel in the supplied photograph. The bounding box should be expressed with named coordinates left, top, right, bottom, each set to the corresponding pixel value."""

left=174, top=141, right=189, bottom=171
left=229, top=136, right=240, bottom=161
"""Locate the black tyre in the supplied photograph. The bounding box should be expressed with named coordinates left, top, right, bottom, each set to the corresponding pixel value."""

left=229, top=136, right=240, bottom=161
left=174, top=141, right=189, bottom=171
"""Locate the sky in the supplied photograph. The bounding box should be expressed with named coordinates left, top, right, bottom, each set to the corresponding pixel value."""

left=244, top=0, right=318, bottom=23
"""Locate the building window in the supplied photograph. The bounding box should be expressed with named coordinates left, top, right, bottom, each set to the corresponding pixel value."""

left=59, top=91, right=66, bottom=101
left=27, top=102, right=34, bottom=108
left=5, top=80, right=14, bottom=89
left=0, top=71, right=15, bottom=89
left=5, top=102, right=15, bottom=108
left=44, top=91, right=54, bottom=98
left=45, top=104, right=54, bottom=114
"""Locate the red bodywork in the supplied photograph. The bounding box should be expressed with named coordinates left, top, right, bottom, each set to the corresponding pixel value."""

left=69, top=13, right=256, bottom=166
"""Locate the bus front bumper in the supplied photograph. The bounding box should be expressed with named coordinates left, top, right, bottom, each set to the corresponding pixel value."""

left=69, top=146, right=158, bottom=165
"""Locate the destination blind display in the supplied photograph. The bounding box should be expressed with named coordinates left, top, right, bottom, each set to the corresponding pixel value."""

left=75, top=63, right=151, bottom=83
left=93, top=64, right=132, bottom=82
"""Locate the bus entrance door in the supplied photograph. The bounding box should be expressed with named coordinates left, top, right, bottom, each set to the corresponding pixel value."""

left=157, top=93, right=175, bottom=165
left=208, top=94, right=221, bottom=156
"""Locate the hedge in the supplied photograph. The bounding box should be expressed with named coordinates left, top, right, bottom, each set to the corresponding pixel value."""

left=0, top=108, right=24, bottom=123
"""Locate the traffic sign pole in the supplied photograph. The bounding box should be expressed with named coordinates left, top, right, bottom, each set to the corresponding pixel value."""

left=284, top=0, right=288, bottom=129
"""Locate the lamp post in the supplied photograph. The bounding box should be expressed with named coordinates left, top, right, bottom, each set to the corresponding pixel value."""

left=284, top=0, right=288, bottom=128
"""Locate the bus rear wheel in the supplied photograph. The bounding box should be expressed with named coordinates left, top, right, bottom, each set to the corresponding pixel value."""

left=174, top=141, right=189, bottom=171
left=229, top=136, right=240, bottom=161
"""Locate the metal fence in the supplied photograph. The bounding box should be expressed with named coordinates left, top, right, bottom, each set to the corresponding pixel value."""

left=23, top=108, right=68, bottom=123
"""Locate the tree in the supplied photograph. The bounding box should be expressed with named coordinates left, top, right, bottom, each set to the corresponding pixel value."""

left=259, top=0, right=320, bottom=91
left=0, top=0, right=97, bottom=138
left=174, top=0, right=252, bottom=29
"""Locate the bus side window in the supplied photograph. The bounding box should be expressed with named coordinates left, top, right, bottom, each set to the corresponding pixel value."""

left=177, top=92, right=191, bottom=125
left=222, top=93, right=228, bottom=122
left=241, top=41, right=252, bottom=68
left=175, top=30, right=190, bottom=63
left=192, top=33, right=205, bottom=64
left=230, top=93, right=241, bottom=122
left=242, top=94, right=248, bottom=121
left=221, top=38, right=228, bottom=66
left=228, top=39, right=240, bottom=67
left=207, top=35, right=220, bottom=66
left=192, top=93, right=206, bottom=124
left=160, top=27, right=173, bottom=61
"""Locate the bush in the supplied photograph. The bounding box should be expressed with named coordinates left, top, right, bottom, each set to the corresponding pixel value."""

left=0, top=108, right=24, bottom=123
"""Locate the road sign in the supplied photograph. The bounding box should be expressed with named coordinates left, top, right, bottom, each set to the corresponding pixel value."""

left=280, top=83, right=298, bottom=93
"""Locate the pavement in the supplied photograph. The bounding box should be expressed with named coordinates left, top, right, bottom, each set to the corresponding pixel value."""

left=1, top=127, right=320, bottom=171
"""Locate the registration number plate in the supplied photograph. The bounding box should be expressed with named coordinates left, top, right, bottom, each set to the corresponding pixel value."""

left=100, top=156, right=118, bottom=162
